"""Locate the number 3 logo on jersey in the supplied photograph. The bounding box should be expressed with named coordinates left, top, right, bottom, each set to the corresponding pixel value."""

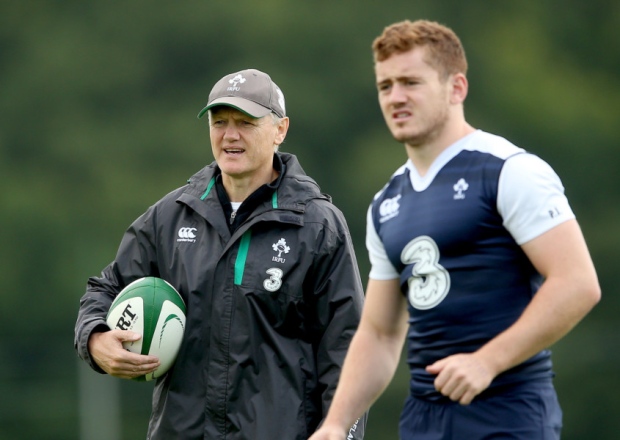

left=401, top=236, right=450, bottom=310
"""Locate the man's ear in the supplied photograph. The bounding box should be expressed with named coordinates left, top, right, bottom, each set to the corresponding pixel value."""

left=275, top=117, right=290, bottom=145
left=449, top=73, right=468, bottom=105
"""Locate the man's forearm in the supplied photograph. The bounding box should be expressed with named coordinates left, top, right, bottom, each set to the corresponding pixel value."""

left=322, top=325, right=405, bottom=432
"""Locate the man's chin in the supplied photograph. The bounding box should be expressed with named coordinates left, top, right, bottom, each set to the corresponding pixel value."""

left=392, top=132, right=425, bottom=146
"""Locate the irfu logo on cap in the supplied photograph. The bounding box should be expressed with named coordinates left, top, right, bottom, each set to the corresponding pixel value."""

left=227, top=74, right=246, bottom=91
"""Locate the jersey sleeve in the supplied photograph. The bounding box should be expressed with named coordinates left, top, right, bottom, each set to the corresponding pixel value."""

left=498, top=153, right=575, bottom=245
left=366, top=205, right=400, bottom=280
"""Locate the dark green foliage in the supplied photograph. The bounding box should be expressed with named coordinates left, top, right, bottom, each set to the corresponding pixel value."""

left=1, top=1, right=618, bottom=438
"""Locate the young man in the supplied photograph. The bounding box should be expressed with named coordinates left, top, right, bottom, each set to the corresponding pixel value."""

left=75, top=69, right=366, bottom=439
left=309, top=20, right=600, bottom=440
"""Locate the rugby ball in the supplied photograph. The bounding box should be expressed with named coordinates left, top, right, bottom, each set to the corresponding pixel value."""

left=106, top=277, right=186, bottom=381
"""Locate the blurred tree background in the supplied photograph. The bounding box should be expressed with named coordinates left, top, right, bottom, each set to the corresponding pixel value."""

left=1, top=1, right=618, bottom=439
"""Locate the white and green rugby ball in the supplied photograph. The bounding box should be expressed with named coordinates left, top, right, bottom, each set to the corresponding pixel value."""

left=106, top=277, right=186, bottom=381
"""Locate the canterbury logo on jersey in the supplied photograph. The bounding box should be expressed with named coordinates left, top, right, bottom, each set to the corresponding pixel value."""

left=177, top=227, right=197, bottom=243
left=379, top=195, right=401, bottom=223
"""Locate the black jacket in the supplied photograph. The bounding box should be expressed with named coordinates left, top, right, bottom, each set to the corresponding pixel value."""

left=75, top=153, right=366, bottom=439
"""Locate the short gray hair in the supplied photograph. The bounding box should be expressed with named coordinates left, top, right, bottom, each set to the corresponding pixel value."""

left=271, top=113, right=284, bottom=152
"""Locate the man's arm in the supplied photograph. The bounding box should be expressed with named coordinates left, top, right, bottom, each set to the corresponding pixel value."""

left=75, top=205, right=161, bottom=377
left=310, top=278, right=409, bottom=440
left=426, top=219, right=601, bottom=405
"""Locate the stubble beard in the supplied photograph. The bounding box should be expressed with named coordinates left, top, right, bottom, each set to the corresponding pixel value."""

left=393, top=103, right=450, bottom=148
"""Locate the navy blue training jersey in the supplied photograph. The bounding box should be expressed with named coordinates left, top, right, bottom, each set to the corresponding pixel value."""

left=367, top=130, right=574, bottom=400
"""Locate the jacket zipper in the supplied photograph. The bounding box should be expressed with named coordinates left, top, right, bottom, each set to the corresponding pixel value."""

left=230, top=210, right=236, bottom=225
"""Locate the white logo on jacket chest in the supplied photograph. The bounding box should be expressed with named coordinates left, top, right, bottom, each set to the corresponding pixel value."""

left=271, top=238, right=290, bottom=263
left=177, top=227, right=197, bottom=243
left=263, top=268, right=283, bottom=292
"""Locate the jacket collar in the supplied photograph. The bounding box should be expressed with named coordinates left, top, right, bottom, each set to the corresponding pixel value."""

left=183, top=152, right=329, bottom=208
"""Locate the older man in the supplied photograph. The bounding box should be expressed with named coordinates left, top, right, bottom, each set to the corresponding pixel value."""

left=75, top=68, right=366, bottom=440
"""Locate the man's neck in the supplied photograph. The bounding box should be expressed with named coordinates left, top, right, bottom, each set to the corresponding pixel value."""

left=221, top=167, right=279, bottom=203
left=405, top=121, right=475, bottom=177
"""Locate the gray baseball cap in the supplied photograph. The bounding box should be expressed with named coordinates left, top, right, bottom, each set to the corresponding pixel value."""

left=197, top=68, right=286, bottom=119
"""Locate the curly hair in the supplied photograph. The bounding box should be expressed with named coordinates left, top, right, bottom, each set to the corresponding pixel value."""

left=372, top=20, right=468, bottom=80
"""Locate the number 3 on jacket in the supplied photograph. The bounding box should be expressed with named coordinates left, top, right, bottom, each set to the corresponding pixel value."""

left=264, top=268, right=284, bottom=292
